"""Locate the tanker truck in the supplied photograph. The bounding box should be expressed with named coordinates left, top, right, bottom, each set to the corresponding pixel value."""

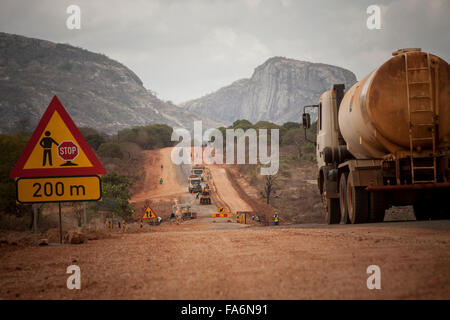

left=302, top=48, right=450, bottom=224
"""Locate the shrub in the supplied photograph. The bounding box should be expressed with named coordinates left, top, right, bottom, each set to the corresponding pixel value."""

left=97, top=142, right=123, bottom=159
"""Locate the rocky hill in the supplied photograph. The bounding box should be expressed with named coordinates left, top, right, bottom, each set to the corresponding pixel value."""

left=0, top=32, right=220, bottom=134
left=181, top=57, right=357, bottom=124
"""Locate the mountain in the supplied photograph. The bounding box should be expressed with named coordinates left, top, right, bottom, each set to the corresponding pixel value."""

left=181, top=57, right=357, bottom=124
left=0, top=32, right=221, bottom=134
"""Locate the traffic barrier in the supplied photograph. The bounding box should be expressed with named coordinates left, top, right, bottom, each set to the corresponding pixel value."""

left=211, top=212, right=233, bottom=218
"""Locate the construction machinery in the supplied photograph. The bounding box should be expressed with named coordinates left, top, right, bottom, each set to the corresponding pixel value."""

left=191, top=165, right=206, bottom=181
left=199, top=185, right=212, bottom=205
left=188, top=174, right=202, bottom=193
left=172, top=204, right=195, bottom=220
left=303, top=49, right=450, bottom=224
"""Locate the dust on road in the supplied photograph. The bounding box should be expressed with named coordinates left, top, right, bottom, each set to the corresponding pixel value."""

left=1, top=220, right=450, bottom=299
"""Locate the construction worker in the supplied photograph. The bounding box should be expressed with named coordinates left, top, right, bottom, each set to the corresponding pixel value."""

left=160, top=177, right=163, bottom=184
left=196, top=191, right=200, bottom=199
left=273, top=212, right=279, bottom=226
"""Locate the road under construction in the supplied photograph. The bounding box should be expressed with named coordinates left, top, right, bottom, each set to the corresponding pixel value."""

left=1, top=147, right=450, bottom=299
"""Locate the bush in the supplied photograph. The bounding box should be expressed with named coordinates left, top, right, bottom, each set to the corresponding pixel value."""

left=117, top=124, right=173, bottom=150
left=97, top=142, right=123, bottom=159
left=0, top=134, right=31, bottom=217
left=282, top=122, right=302, bottom=130
left=80, top=127, right=107, bottom=150
left=101, top=173, right=134, bottom=218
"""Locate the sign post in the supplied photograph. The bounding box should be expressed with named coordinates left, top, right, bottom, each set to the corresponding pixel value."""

left=58, top=202, right=62, bottom=244
left=10, top=96, right=106, bottom=246
left=33, top=204, right=38, bottom=246
left=83, top=202, right=87, bottom=244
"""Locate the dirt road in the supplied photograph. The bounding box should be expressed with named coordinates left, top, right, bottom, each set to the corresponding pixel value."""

left=1, top=147, right=450, bottom=299
left=131, top=148, right=186, bottom=204
left=1, top=221, right=450, bottom=299
left=209, top=166, right=253, bottom=213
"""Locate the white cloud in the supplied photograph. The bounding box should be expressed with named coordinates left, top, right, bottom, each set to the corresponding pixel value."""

left=202, top=27, right=270, bottom=64
left=245, top=0, right=262, bottom=8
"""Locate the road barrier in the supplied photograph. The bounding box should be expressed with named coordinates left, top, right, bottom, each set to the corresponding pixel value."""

left=211, top=212, right=233, bottom=218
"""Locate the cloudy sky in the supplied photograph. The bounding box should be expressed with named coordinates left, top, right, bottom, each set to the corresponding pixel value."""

left=1, top=0, right=449, bottom=103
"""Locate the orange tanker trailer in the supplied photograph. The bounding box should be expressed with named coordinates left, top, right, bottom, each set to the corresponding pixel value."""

left=303, top=48, right=450, bottom=224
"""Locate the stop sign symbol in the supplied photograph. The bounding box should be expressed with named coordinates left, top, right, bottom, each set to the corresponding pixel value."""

left=58, top=140, right=79, bottom=162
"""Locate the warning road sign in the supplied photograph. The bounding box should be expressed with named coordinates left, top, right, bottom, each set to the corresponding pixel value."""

left=10, top=96, right=106, bottom=178
left=218, top=206, right=225, bottom=213
left=142, top=205, right=157, bottom=220
left=16, top=175, right=101, bottom=203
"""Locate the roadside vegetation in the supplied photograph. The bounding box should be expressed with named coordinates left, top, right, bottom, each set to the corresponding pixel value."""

left=0, top=124, right=174, bottom=232
left=218, top=119, right=322, bottom=224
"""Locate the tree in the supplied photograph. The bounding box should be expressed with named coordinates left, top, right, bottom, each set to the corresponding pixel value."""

left=97, top=142, right=123, bottom=158
left=282, top=121, right=302, bottom=130
left=101, top=173, right=134, bottom=218
left=0, top=134, right=31, bottom=217
left=85, top=133, right=106, bottom=150
left=232, top=119, right=253, bottom=130
left=261, top=175, right=278, bottom=204
left=281, top=128, right=305, bottom=158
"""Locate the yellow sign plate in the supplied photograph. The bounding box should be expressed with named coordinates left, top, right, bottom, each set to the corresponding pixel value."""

left=16, top=175, right=101, bottom=203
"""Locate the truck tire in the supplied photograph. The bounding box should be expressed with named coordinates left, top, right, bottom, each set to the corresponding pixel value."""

left=346, top=172, right=369, bottom=224
left=414, top=197, right=448, bottom=220
left=326, top=198, right=341, bottom=224
left=431, top=197, right=449, bottom=220
left=369, top=192, right=385, bottom=222
left=339, top=172, right=350, bottom=224
left=413, top=201, right=430, bottom=220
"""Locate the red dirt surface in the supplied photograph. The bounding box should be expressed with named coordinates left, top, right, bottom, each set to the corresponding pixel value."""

left=1, top=147, right=450, bottom=299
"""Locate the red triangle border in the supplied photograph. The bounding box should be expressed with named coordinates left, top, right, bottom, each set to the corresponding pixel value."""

left=10, top=96, right=106, bottom=178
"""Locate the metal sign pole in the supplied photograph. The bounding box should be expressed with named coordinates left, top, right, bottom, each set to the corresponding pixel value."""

left=83, top=201, right=87, bottom=244
left=58, top=202, right=63, bottom=244
left=33, top=204, right=38, bottom=247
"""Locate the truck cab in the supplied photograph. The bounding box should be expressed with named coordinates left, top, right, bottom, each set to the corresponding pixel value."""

left=191, top=165, right=205, bottom=181
left=188, top=175, right=202, bottom=193
left=316, top=89, right=341, bottom=168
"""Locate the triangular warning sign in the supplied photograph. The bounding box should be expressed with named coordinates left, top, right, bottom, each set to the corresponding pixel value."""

left=142, top=205, right=157, bottom=220
left=10, top=96, right=106, bottom=178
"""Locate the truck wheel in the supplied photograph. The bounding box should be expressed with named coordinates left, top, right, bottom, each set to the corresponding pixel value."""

left=326, top=198, right=341, bottom=224
left=369, top=192, right=385, bottom=222
left=430, top=196, right=449, bottom=220
left=413, top=201, right=431, bottom=220
left=346, top=172, right=369, bottom=224
left=339, top=173, right=350, bottom=224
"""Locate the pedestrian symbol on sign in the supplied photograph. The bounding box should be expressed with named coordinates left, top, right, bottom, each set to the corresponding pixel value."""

left=39, top=131, right=59, bottom=166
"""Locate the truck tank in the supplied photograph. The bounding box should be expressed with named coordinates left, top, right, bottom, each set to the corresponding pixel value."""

left=338, top=49, right=450, bottom=159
